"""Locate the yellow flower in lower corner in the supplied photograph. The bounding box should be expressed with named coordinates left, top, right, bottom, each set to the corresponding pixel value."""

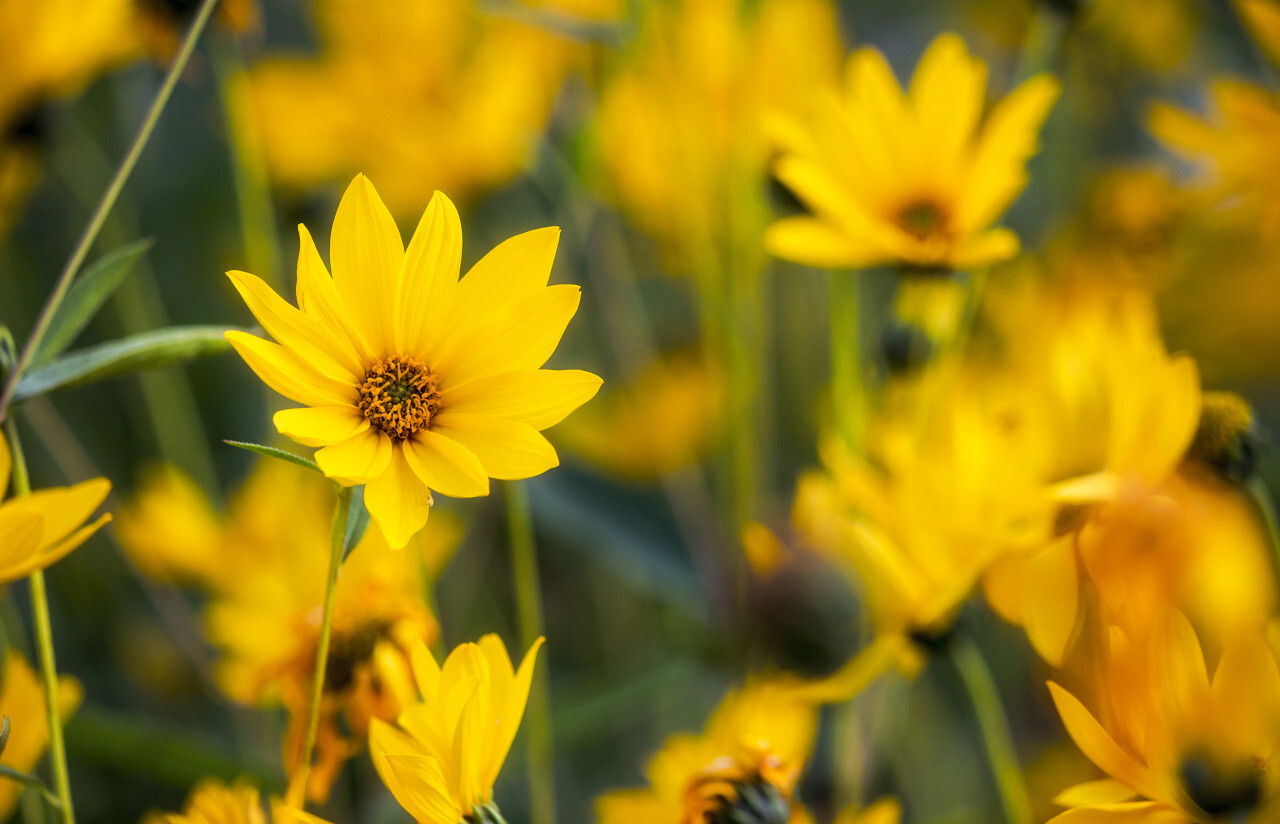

left=225, top=174, right=601, bottom=549
left=0, top=430, right=111, bottom=583
left=369, top=634, right=543, bottom=824
left=142, top=779, right=332, bottom=824
left=767, top=32, right=1060, bottom=271
left=0, top=652, right=82, bottom=819
left=597, top=680, right=819, bottom=824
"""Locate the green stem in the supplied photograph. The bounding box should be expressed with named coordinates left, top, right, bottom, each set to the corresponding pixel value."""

left=506, top=482, right=556, bottom=824
left=1014, top=2, right=1071, bottom=81
left=3, top=421, right=74, bottom=824
left=828, top=271, right=862, bottom=449
left=949, top=635, right=1032, bottom=824
left=0, top=0, right=219, bottom=416
left=288, top=485, right=351, bottom=808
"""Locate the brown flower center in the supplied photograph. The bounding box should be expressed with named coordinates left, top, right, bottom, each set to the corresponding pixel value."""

left=357, top=356, right=440, bottom=440
left=897, top=200, right=949, bottom=241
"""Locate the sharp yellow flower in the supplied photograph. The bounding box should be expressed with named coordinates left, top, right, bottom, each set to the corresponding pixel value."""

left=767, top=32, right=1060, bottom=271
left=0, top=652, right=81, bottom=819
left=1048, top=610, right=1280, bottom=824
left=0, top=429, right=112, bottom=583
left=117, top=458, right=458, bottom=802
left=596, top=680, right=819, bottom=824
left=142, top=778, right=333, bottom=824
left=225, top=174, right=602, bottom=548
left=368, top=634, right=543, bottom=824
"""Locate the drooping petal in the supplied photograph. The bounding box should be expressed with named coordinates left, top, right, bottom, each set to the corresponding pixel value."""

left=402, top=432, right=490, bottom=499
left=330, top=174, right=404, bottom=357
left=364, top=447, right=432, bottom=550
left=399, top=191, right=462, bottom=357
left=226, top=331, right=355, bottom=408
left=1047, top=682, right=1157, bottom=799
left=430, top=414, right=558, bottom=480
left=314, top=428, right=392, bottom=484
left=440, top=369, right=603, bottom=430
left=273, top=406, right=369, bottom=448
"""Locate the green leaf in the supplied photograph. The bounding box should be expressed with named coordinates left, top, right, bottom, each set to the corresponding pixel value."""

left=223, top=440, right=322, bottom=474
left=32, top=240, right=153, bottom=366
left=13, top=325, right=233, bottom=401
left=0, top=762, right=62, bottom=809
left=342, top=485, right=371, bottom=560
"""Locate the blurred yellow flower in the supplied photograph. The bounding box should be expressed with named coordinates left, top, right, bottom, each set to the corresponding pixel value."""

left=594, top=0, right=842, bottom=273
left=225, top=174, right=601, bottom=548
left=117, top=458, right=459, bottom=803
left=596, top=680, right=819, bottom=824
left=560, top=352, right=725, bottom=479
left=835, top=799, right=902, bottom=824
left=0, top=652, right=81, bottom=819
left=767, top=33, right=1060, bottom=271
left=240, top=0, right=607, bottom=216
left=368, top=634, right=543, bottom=824
left=1049, top=611, right=1280, bottom=824
left=142, top=779, right=332, bottom=824
left=0, top=429, right=112, bottom=583
left=1150, top=80, right=1280, bottom=231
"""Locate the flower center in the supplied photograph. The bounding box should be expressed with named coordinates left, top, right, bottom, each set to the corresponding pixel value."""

left=1179, top=751, right=1262, bottom=819
left=897, top=200, right=948, bottom=241
left=683, top=762, right=792, bottom=824
left=357, top=356, right=440, bottom=440
left=323, top=618, right=394, bottom=693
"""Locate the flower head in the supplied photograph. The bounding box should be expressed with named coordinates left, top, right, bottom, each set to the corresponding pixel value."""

left=225, top=174, right=601, bottom=548
left=0, top=429, right=112, bottom=583
left=597, top=680, right=819, bottom=824
left=142, top=778, right=332, bottom=824
left=368, top=634, right=543, bottom=824
left=767, top=33, right=1060, bottom=271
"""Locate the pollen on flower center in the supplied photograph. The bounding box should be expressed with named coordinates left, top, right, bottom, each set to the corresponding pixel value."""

left=358, top=356, right=441, bottom=440
left=897, top=200, right=949, bottom=241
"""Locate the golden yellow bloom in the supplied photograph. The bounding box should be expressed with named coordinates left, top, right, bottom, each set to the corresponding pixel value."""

left=0, top=429, right=112, bottom=583
left=559, top=352, right=725, bottom=479
left=368, top=634, right=543, bottom=824
left=1150, top=80, right=1280, bottom=231
left=225, top=174, right=601, bottom=548
left=0, top=652, right=81, bottom=819
left=240, top=0, right=606, bottom=216
left=597, top=680, right=819, bottom=824
left=1049, top=611, right=1280, bottom=824
left=142, top=779, right=332, bottom=824
left=117, top=458, right=458, bottom=802
left=767, top=33, right=1060, bottom=271
left=594, top=0, right=842, bottom=273
left=834, top=799, right=902, bottom=824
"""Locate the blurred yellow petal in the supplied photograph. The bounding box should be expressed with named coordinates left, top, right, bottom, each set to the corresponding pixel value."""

left=1054, top=780, right=1138, bottom=807
left=1024, top=537, right=1080, bottom=667
left=1047, top=682, right=1156, bottom=799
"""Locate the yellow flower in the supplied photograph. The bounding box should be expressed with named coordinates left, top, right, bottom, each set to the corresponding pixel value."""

left=594, top=0, right=842, bottom=274
left=1048, top=611, right=1280, bottom=824
left=596, top=680, right=819, bottom=824
left=834, top=799, right=902, bottom=824
left=142, top=778, right=333, bottom=824
left=1150, top=80, right=1280, bottom=232
left=368, top=634, right=543, bottom=824
left=225, top=174, right=601, bottom=548
left=767, top=33, right=1060, bottom=271
left=239, top=0, right=605, bottom=216
left=0, top=652, right=81, bottom=819
left=117, top=458, right=458, bottom=803
left=0, top=429, right=112, bottom=583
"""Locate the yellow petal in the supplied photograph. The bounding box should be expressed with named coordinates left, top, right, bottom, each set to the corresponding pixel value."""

left=484, top=637, right=543, bottom=790
left=4, top=477, right=110, bottom=548
left=1211, top=633, right=1280, bottom=739
left=909, top=33, right=986, bottom=181
left=429, top=413, right=558, bottom=480
left=295, top=224, right=373, bottom=362
left=0, top=513, right=111, bottom=584
left=451, top=685, right=487, bottom=808
left=226, top=269, right=361, bottom=382
left=1024, top=536, right=1080, bottom=667
left=1047, top=682, right=1156, bottom=798
left=273, top=405, right=370, bottom=448
left=314, top=428, right=392, bottom=484
left=435, top=285, right=581, bottom=386
left=441, top=369, right=602, bottom=431
left=1054, top=779, right=1139, bottom=808
left=765, top=216, right=876, bottom=268
left=792, top=633, right=904, bottom=702
left=447, top=226, right=560, bottom=337
left=364, top=447, right=432, bottom=550
left=1046, top=802, right=1186, bottom=824
left=0, top=511, right=45, bottom=580
left=225, top=331, right=354, bottom=408
left=330, top=174, right=404, bottom=357
left=410, top=637, right=443, bottom=701
left=399, top=191, right=461, bottom=356
left=368, top=721, right=459, bottom=824
left=403, top=431, right=490, bottom=499
left=949, top=228, right=1020, bottom=269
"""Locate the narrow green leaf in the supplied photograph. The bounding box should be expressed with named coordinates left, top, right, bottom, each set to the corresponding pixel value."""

left=342, top=485, right=371, bottom=560
left=223, top=440, right=322, bottom=474
left=0, top=762, right=62, bottom=809
left=13, top=325, right=233, bottom=401
left=32, top=240, right=153, bottom=366
left=0, top=716, right=9, bottom=757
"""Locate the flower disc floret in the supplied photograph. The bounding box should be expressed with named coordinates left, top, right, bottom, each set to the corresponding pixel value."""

left=358, top=357, right=440, bottom=441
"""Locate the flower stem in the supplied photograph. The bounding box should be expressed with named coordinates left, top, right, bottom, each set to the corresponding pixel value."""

left=506, top=482, right=556, bottom=824
left=3, top=420, right=74, bottom=824
left=0, top=0, right=219, bottom=416
left=288, top=485, right=351, bottom=808
left=828, top=271, right=862, bottom=448
left=949, top=634, right=1031, bottom=824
